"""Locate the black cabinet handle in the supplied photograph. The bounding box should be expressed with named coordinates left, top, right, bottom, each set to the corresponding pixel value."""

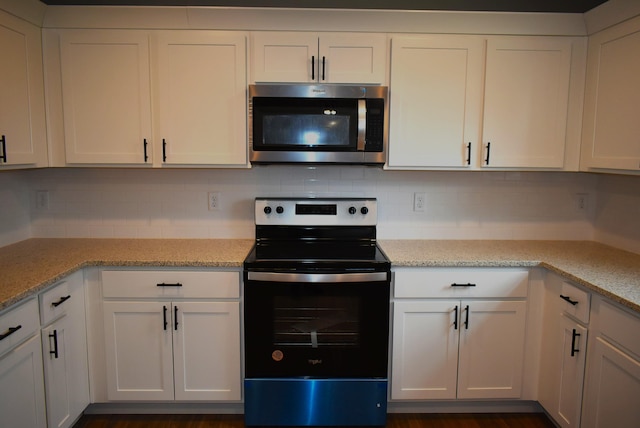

left=143, top=138, right=149, bottom=163
left=560, top=295, right=579, bottom=306
left=51, top=295, right=71, bottom=308
left=464, top=305, right=470, bottom=329
left=0, top=325, right=22, bottom=340
left=322, top=56, right=326, bottom=80
left=163, top=305, right=168, bottom=331
left=451, top=283, right=476, bottom=287
left=157, top=282, right=183, bottom=287
left=484, top=142, right=491, bottom=165
left=311, top=55, right=315, bottom=80
left=0, top=135, right=6, bottom=163
left=49, top=330, right=59, bottom=359
left=466, top=142, right=471, bottom=165
left=453, top=305, right=459, bottom=330
left=174, top=306, right=179, bottom=331
left=162, top=139, right=167, bottom=162
left=571, top=329, right=581, bottom=357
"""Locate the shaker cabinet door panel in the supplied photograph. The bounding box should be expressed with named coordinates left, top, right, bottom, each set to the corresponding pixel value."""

left=173, top=301, right=241, bottom=401
left=391, top=300, right=459, bottom=399
left=482, top=37, right=572, bottom=169
left=581, top=17, right=640, bottom=171
left=0, top=12, right=47, bottom=167
left=154, top=32, right=247, bottom=166
left=59, top=30, right=152, bottom=165
left=388, top=36, right=484, bottom=168
left=103, top=301, right=174, bottom=400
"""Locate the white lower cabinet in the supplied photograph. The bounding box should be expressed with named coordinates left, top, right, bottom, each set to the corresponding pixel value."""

left=0, top=299, right=46, bottom=428
left=39, top=271, right=90, bottom=428
left=539, top=275, right=590, bottom=428
left=581, top=297, right=640, bottom=428
left=102, top=269, right=241, bottom=402
left=391, top=268, right=529, bottom=400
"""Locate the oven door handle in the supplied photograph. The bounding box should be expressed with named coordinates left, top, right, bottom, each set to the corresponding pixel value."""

left=246, top=271, right=388, bottom=283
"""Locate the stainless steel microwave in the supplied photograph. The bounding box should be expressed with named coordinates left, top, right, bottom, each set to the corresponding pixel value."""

left=248, top=84, right=388, bottom=165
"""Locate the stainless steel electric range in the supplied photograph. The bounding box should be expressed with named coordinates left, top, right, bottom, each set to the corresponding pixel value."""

left=243, top=197, right=391, bottom=427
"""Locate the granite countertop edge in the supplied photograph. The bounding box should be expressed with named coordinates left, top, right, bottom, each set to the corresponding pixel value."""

left=1, top=238, right=639, bottom=314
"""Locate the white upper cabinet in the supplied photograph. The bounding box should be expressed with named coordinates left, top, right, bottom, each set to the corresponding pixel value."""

left=581, top=15, right=640, bottom=172
left=0, top=11, right=47, bottom=168
left=251, top=32, right=387, bottom=84
left=388, top=35, right=579, bottom=170
left=387, top=35, right=484, bottom=168
left=51, top=29, right=248, bottom=167
left=59, top=30, right=153, bottom=165
left=153, top=31, right=247, bottom=166
left=482, top=37, right=572, bottom=169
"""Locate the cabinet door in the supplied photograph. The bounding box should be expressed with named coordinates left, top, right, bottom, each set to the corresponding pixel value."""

left=388, top=36, right=484, bottom=168
left=391, top=300, right=459, bottom=399
left=173, top=301, right=241, bottom=401
left=41, top=276, right=89, bottom=428
left=0, top=12, right=47, bottom=167
left=482, top=37, right=572, bottom=168
left=0, top=335, right=47, bottom=428
left=581, top=17, right=640, bottom=171
left=251, top=32, right=318, bottom=83
left=318, top=33, right=386, bottom=84
left=582, top=338, right=640, bottom=428
left=154, top=31, right=247, bottom=166
left=103, top=301, right=173, bottom=400
left=555, top=315, right=587, bottom=428
left=457, top=300, right=526, bottom=399
left=59, top=30, right=152, bottom=164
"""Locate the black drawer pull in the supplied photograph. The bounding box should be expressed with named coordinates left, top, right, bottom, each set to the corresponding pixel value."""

left=51, top=295, right=71, bottom=307
left=560, top=294, right=579, bottom=306
left=157, top=282, right=183, bottom=287
left=0, top=325, right=22, bottom=340
left=451, top=283, right=476, bottom=287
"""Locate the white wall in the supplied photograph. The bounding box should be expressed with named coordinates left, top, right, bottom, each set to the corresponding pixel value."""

left=0, top=170, right=32, bottom=247
left=26, top=167, right=597, bottom=242
left=593, top=173, right=640, bottom=254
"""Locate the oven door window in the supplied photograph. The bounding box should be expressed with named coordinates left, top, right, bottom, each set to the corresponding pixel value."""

left=244, top=279, right=389, bottom=378
left=252, top=97, right=357, bottom=151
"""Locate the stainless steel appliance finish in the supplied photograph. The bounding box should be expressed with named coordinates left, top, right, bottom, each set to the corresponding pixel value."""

left=243, top=197, right=391, bottom=426
left=249, top=84, right=388, bottom=165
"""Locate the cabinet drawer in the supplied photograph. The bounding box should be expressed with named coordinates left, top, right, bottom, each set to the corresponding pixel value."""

left=394, top=268, right=529, bottom=298
left=0, top=298, right=39, bottom=357
left=559, top=281, right=590, bottom=324
left=102, top=270, right=240, bottom=299
left=598, top=298, right=640, bottom=358
left=39, top=280, right=72, bottom=326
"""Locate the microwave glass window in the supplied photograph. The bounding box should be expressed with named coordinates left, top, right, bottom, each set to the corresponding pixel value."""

left=263, top=114, right=351, bottom=147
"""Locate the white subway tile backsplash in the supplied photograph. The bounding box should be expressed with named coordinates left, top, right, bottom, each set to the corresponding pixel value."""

left=0, top=167, right=625, bottom=251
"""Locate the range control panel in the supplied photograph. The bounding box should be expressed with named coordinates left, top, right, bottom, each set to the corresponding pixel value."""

left=255, top=198, right=377, bottom=226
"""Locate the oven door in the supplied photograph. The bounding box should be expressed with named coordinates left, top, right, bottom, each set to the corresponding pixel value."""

left=244, top=271, right=390, bottom=379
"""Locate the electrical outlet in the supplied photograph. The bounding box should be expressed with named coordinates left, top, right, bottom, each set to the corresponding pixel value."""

left=208, top=192, right=220, bottom=211
left=413, top=192, right=425, bottom=212
left=576, top=193, right=588, bottom=212
left=36, top=190, right=49, bottom=210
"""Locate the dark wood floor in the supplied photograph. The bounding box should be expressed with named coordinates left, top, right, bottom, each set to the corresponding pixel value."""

left=73, top=413, right=557, bottom=428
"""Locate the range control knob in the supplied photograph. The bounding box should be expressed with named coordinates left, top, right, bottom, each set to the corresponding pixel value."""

left=263, top=206, right=272, bottom=214
left=361, top=206, right=369, bottom=215
left=348, top=206, right=357, bottom=215
left=276, top=206, right=284, bottom=214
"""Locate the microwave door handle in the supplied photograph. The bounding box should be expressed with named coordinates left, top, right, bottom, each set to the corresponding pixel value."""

left=357, top=99, right=367, bottom=151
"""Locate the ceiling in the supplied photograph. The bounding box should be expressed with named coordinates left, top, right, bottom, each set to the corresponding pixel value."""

left=39, top=1, right=609, bottom=14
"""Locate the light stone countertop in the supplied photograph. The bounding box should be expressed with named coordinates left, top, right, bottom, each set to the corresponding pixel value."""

left=1, top=238, right=639, bottom=313
left=379, top=240, right=640, bottom=312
